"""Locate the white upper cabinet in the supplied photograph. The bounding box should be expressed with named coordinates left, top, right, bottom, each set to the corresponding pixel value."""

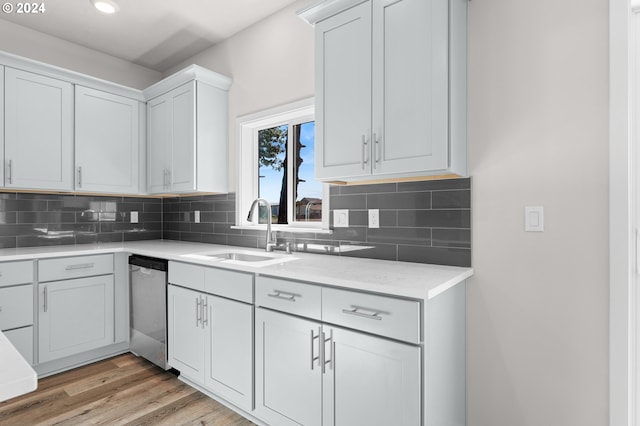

left=75, top=86, right=141, bottom=194
left=145, top=66, right=232, bottom=194
left=4, top=67, right=74, bottom=190
left=301, top=0, right=468, bottom=182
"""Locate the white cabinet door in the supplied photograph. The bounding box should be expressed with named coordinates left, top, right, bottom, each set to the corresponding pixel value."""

left=4, top=68, right=73, bottom=190
left=38, top=275, right=115, bottom=363
left=168, top=83, right=196, bottom=192
left=167, top=284, right=205, bottom=384
left=147, top=82, right=196, bottom=194
left=147, top=92, right=172, bottom=194
left=315, top=2, right=372, bottom=180
left=255, top=308, right=322, bottom=426
left=204, top=295, right=253, bottom=411
left=0, top=66, right=4, bottom=186
left=75, top=86, right=140, bottom=193
left=372, top=0, right=449, bottom=175
left=323, top=326, right=421, bottom=426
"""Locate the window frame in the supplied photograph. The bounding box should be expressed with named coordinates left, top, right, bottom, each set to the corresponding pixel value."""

left=236, top=98, right=330, bottom=231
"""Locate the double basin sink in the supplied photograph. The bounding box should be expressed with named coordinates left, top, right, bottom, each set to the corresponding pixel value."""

left=182, top=249, right=298, bottom=267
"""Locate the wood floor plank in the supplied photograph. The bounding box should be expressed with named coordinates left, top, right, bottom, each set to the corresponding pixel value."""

left=0, top=354, right=256, bottom=426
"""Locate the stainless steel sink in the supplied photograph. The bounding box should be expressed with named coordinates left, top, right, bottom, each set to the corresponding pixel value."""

left=205, top=252, right=273, bottom=262
left=181, top=249, right=298, bottom=267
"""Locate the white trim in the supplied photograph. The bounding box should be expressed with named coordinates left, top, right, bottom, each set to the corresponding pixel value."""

left=633, top=0, right=640, bottom=12
left=610, top=0, right=636, bottom=425
left=235, top=98, right=330, bottom=231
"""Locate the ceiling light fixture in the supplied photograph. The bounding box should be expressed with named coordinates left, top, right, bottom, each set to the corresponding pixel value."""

left=90, top=0, right=119, bottom=14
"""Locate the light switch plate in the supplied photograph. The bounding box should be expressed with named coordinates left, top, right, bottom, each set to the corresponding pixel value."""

left=333, top=209, right=349, bottom=228
left=368, top=209, right=380, bottom=228
left=130, top=211, right=138, bottom=224
left=525, top=206, right=544, bottom=232
left=194, top=210, right=200, bottom=223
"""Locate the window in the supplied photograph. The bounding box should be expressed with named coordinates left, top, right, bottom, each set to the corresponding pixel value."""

left=237, top=98, right=329, bottom=230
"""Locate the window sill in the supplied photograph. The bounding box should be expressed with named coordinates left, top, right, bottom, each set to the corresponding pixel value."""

left=231, top=225, right=333, bottom=235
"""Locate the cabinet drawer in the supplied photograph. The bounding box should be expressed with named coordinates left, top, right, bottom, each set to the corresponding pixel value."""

left=39, top=254, right=113, bottom=282
left=322, top=287, right=421, bottom=344
left=255, top=276, right=321, bottom=320
left=205, top=267, right=253, bottom=303
left=4, top=326, right=33, bottom=365
left=0, top=261, right=33, bottom=288
left=0, top=284, right=34, bottom=330
left=168, top=261, right=205, bottom=291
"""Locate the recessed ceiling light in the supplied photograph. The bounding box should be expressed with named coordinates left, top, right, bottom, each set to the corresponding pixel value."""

left=90, top=0, right=119, bottom=14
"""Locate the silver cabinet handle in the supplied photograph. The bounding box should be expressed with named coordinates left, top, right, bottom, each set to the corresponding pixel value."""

left=310, top=329, right=320, bottom=370
left=267, top=290, right=299, bottom=302
left=77, top=166, right=82, bottom=188
left=374, top=133, right=380, bottom=168
left=43, top=286, right=48, bottom=313
left=361, top=135, right=369, bottom=170
left=341, top=306, right=384, bottom=321
left=322, top=329, right=334, bottom=374
left=196, top=297, right=201, bottom=327
left=201, top=297, right=208, bottom=328
left=65, top=263, right=95, bottom=270
left=7, top=159, right=12, bottom=184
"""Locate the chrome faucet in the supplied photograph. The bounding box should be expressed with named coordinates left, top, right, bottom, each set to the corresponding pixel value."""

left=247, top=198, right=277, bottom=252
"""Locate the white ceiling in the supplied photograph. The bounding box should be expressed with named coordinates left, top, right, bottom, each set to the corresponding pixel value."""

left=0, top=0, right=301, bottom=72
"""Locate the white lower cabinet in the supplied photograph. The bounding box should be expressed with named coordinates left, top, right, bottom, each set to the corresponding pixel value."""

left=167, top=283, right=253, bottom=411
left=255, top=308, right=421, bottom=426
left=255, top=308, right=323, bottom=426
left=38, top=274, right=115, bottom=363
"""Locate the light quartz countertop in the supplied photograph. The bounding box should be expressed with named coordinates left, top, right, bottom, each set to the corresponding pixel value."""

left=0, top=330, right=37, bottom=403
left=0, top=240, right=472, bottom=300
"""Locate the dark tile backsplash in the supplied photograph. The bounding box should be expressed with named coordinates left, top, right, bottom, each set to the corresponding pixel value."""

left=163, top=178, right=472, bottom=267
left=0, top=192, right=161, bottom=248
left=1, top=178, right=470, bottom=266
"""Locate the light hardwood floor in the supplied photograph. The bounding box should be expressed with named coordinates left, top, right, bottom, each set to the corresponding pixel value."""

left=0, top=353, right=256, bottom=426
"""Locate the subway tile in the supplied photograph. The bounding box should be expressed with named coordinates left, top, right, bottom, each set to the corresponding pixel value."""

left=202, top=233, right=228, bottom=245
left=118, top=202, right=145, bottom=212
left=329, top=185, right=341, bottom=196
left=214, top=223, right=242, bottom=235
left=397, top=177, right=470, bottom=192
left=17, top=235, right=69, bottom=247
left=228, top=235, right=259, bottom=248
left=143, top=202, right=162, bottom=213
left=339, top=183, right=397, bottom=195
left=0, top=224, right=42, bottom=237
left=17, top=193, right=64, bottom=201
left=179, top=195, right=204, bottom=202
left=163, top=231, right=181, bottom=241
left=367, top=227, right=431, bottom=246
left=398, top=210, right=470, bottom=228
left=339, top=243, right=397, bottom=261
left=191, top=201, right=215, bottom=211
left=328, top=227, right=367, bottom=242
left=139, top=212, right=162, bottom=223
left=0, top=236, right=17, bottom=248
left=215, top=200, right=236, bottom=212
left=431, top=190, right=471, bottom=209
left=398, top=245, right=471, bottom=267
left=330, top=194, right=366, bottom=210
left=0, top=212, right=17, bottom=225
left=0, top=199, right=48, bottom=211
left=343, top=210, right=367, bottom=227
left=379, top=210, right=397, bottom=227
left=0, top=193, right=17, bottom=200
left=432, top=229, right=471, bottom=249
left=18, top=211, right=76, bottom=224
left=200, top=212, right=228, bottom=223
left=124, top=231, right=161, bottom=241
left=366, top=192, right=431, bottom=210
left=178, top=203, right=192, bottom=212
left=180, top=232, right=203, bottom=243
left=191, top=222, right=214, bottom=233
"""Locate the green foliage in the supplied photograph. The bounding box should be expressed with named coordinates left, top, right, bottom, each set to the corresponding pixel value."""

left=259, top=125, right=287, bottom=171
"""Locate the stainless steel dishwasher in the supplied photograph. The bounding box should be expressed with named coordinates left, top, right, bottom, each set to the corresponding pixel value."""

left=129, top=255, right=169, bottom=369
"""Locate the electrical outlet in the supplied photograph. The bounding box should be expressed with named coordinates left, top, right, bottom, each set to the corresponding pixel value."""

left=333, top=209, right=349, bottom=227
left=368, top=209, right=379, bottom=228
left=194, top=210, right=200, bottom=223
left=130, top=211, right=138, bottom=223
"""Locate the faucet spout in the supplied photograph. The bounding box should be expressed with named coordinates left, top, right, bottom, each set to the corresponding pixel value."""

left=247, top=198, right=277, bottom=252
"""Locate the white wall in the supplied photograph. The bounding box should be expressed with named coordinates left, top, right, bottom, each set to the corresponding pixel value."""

left=0, top=20, right=161, bottom=89
left=467, top=0, right=609, bottom=425
left=164, top=0, right=314, bottom=191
